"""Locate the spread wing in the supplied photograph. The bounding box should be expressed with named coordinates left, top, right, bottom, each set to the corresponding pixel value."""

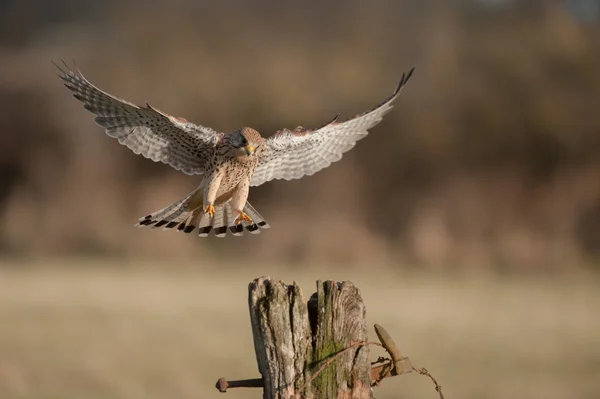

left=54, top=61, right=221, bottom=175
left=250, top=68, right=414, bottom=187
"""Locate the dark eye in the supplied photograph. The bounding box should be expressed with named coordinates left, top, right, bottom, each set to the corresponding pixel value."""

left=233, top=132, right=247, bottom=148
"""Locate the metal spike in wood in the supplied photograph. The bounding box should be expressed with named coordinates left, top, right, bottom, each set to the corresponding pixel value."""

left=248, top=277, right=372, bottom=399
left=374, top=323, right=413, bottom=377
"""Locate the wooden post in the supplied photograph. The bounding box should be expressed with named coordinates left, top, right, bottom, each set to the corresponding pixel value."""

left=217, top=277, right=432, bottom=398
left=248, top=277, right=373, bottom=399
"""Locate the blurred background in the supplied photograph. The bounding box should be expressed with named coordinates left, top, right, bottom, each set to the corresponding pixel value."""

left=0, top=0, right=599, bottom=398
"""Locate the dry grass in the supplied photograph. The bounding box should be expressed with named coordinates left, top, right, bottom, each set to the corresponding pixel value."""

left=0, top=259, right=598, bottom=399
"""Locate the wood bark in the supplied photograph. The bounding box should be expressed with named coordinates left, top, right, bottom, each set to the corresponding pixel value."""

left=249, top=277, right=372, bottom=399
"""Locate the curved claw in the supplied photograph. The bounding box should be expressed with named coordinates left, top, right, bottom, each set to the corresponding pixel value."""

left=203, top=204, right=215, bottom=218
left=236, top=211, right=253, bottom=225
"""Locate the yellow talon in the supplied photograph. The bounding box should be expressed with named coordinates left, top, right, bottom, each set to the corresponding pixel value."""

left=236, top=211, right=253, bottom=225
left=203, top=204, right=215, bottom=218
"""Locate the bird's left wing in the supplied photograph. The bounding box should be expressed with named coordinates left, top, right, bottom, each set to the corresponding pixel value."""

left=250, top=68, right=414, bottom=187
left=54, top=61, right=221, bottom=175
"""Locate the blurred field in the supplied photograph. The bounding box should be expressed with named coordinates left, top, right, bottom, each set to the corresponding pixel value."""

left=1, top=1, right=599, bottom=398
left=0, top=260, right=598, bottom=399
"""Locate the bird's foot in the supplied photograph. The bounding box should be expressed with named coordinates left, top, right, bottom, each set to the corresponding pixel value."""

left=236, top=211, right=253, bottom=225
left=203, top=204, right=215, bottom=218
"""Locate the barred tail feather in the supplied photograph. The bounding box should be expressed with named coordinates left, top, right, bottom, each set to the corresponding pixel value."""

left=137, top=195, right=270, bottom=238
left=136, top=189, right=201, bottom=233
left=198, top=204, right=227, bottom=238
left=199, top=201, right=270, bottom=238
left=241, top=202, right=271, bottom=233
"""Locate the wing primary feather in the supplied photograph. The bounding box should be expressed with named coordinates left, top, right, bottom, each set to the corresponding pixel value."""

left=54, top=59, right=220, bottom=175
left=250, top=68, right=415, bottom=187
left=72, top=58, right=82, bottom=75
left=61, top=57, right=70, bottom=72
left=395, top=67, right=415, bottom=94
left=314, top=113, right=340, bottom=130
left=50, top=60, right=65, bottom=77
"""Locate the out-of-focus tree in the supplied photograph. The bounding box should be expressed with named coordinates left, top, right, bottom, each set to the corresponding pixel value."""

left=0, top=0, right=598, bottom=270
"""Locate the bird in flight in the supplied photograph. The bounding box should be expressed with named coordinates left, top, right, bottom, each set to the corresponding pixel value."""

left=55, top=61, right=414, bottom=238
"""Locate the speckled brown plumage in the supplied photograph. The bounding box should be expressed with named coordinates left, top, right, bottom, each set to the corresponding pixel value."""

left=55, top=60, right=414, bottom=238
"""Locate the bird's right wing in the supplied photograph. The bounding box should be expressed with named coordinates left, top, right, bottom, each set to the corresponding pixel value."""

left=250, top=68, right=414, bottom=186
left=55, top=61, right=221, bottom=175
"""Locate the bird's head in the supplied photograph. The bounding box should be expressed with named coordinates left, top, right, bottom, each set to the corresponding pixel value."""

left=231, top=127, right=263, bottom=158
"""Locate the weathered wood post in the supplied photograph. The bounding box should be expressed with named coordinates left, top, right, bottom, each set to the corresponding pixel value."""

left=248, top=277, right=372, bottom=399
left=216, top=277, right=439, bottom=398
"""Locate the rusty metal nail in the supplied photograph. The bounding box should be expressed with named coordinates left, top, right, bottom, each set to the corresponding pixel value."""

left=215, top=377, right=264, bottom=393
left=370, top=360, right=394, bottom=381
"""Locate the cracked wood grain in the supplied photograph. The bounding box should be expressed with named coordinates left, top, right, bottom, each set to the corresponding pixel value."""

left=249, top=277, right=372, bottom=399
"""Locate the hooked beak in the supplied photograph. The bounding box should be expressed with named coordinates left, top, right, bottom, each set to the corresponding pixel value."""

left=245, top=145, right=255, bottom=156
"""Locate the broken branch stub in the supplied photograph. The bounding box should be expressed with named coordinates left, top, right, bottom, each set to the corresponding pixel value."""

left=248, top=277, right=373, bottom=399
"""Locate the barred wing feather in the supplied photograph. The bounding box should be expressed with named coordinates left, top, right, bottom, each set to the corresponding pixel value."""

left=250, top=68, right=414, bottom=187
left=55, top=61, right=220, bottom=175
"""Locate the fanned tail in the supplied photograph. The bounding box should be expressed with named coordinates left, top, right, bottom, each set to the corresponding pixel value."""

left=239, top=202, right=271, bottom=234
left=135, top=188, right=202, bottom=233
left=198, top=201, right=271, bottom=238
left=137, top=193, right=270, bottom=238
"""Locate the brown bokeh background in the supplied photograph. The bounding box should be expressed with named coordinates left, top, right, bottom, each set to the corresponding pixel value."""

left=0, top=2, right=599, bottom=399
left=1, top=0, right=598, bottom=269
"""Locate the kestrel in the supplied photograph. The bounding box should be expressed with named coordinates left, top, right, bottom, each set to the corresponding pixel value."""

left=55, top=61, right=414, bottom=237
